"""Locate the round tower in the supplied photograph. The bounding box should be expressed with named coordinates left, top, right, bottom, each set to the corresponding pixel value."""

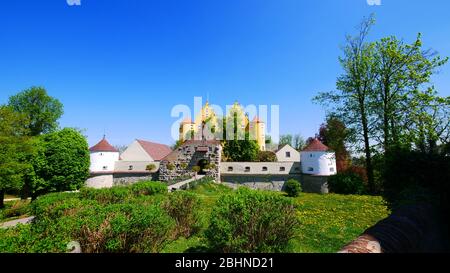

left=300, top=138, right=337, bottom=176
left=89, top=136, right=119, bottom=173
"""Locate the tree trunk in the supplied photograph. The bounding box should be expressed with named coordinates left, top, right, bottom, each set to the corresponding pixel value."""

left=360, top=102, right=375, bottom=194
left=0, top=189, right=5, bottom=209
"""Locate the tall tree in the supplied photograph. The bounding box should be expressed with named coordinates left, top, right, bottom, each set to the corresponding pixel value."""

left=293, top=134, right=306, bottom=150
left=8, top=87, right=63, bottom=136
left=318, top=116, right=351, bottom=172
left=314, top=15, right=378, bottom=193
left=371, top=34, right=448, bottom=152
left=0, top=106, right=35, bottom=208
left=222, top=109, right=259, bottom=162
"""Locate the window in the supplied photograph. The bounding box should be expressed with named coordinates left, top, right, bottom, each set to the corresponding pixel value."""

left=245, top=167, right=251, bottom=172
left=128, top=165, right=133, bottom=171
left=100, top=153, right=103, bottom=156
left=280, top=167, right=286, bottom=172
left=330, top=168, right=335, bottom=172
left=286, top=152, right=291, bottom=158
left=308, top=167, right=314, bottom=172
left=262, top=167, right=268, bottom=171
left=310, top=154, right=313, bottom=158
left=103, top=166, right=108, bottom=170
left=228, top=166, right=233, bottom=172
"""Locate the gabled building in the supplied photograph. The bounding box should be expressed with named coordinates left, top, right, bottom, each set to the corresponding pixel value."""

left=86, top=137, right=172, bottom=189
left=275, top=144, right=300, bottom=162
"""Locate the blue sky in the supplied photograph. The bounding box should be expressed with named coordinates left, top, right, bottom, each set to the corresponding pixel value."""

left=1, top=0, right=449, bottom=147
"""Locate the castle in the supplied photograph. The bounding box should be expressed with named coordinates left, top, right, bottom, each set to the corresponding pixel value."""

left=87, top=101, right=337, bottom=193
left=179, top=101, right=266, bottom=151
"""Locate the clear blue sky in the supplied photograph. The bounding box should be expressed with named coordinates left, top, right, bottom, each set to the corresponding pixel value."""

left=1, top=0, right=449, bottom=147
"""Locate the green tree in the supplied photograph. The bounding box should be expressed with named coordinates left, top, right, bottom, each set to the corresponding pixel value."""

left=0, top=106, right=35, bottom=208
left=222, top=107, right=259, bottom=162
left=371, top=34, right=448, bottom=152
left=29, top=128, right=90, bottom=199
left=279, top=134, right=293, bottom=147
left=8, top=87, right=63, bottom=136
left=314, top=15, right=379, bottom=193
left=318, top=116, right=351, bottom=172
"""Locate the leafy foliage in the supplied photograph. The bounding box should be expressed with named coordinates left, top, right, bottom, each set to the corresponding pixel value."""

left=257, top=151, right=277, bottom=162
left=206, top=188, right=300, bottom=253
left=328, top=172, right=366, bottom=195
left=162, top=191, right=202, bottom=238
left=0, top=106, right=35, bottom=207
left=284, top=179, right=302, bottom=197
left=29, top=128, right=90, bottom=198
left=8, top=86, right=63, bottom=136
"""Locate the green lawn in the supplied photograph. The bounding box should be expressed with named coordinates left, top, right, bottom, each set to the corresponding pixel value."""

left=162, top=183, right=389, bottom=253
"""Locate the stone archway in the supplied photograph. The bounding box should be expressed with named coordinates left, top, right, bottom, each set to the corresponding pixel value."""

left=197, top=159, right=210, bottom=175
left=159, top=140, right=222, bottom=182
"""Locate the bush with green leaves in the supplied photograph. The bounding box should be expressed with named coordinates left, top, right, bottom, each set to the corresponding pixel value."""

left=145, top=164, right=157, bottom=171
left=79, top=187, right=131, bottom=204
left=205, top=187, right=300, bottom=253
left=328, top=172, right=366, bottom=195
left=131, top=181, right=167, bottom=196
left=73, top=203, right=175, bottom=253
left=162, top=191, right=202, bottom=238
left=284, top=179, right=302, bottom=197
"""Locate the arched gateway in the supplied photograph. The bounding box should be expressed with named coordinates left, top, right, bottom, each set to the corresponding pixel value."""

left=159, top=140, right=222, bottom=182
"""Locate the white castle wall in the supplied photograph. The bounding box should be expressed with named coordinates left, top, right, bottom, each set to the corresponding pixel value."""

left=86, top=174, right=114, bottom=189
left=300, top=151, right=337, bottom=176
left=220, top=162, right=302, bottom=175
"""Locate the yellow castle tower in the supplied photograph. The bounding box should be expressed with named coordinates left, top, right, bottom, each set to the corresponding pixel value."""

left=179, top=101, right=266, bottom=150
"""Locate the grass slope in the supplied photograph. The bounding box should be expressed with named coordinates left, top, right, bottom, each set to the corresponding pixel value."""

left=163, top=183, right=389, bottom=253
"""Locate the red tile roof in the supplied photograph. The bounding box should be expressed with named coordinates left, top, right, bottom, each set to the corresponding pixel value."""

left=89, top=138, right=118, bottom=152
left=302, top=138, right=330, bottom=152
left=137, top=139, right=172, bottom=161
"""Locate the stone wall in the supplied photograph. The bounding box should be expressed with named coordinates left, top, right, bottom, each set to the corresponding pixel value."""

left=220, top=173, right=329, bottom=194
left=220, top=162, right=301, bottom=175
left=159, top=140, right=222, bottom=181
left=113, top=173, right=158, bottom=186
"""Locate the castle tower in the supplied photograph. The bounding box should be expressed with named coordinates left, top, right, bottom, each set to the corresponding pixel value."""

left=89, top=136, right=119, bottom=173
left=179, top=118, right=195, bottom=141
left=300, top=138, right=337, bottom=176
left=250, top=116, right=266, bottom=151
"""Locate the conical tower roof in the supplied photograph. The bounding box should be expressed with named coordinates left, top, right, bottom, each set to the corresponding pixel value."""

left=89, top=137, right=118, bottom=152
left=302, top=138, right=330, bottom=152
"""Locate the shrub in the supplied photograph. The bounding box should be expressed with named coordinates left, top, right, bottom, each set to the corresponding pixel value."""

left=74, top=203, right=175, bottom=253
left=167, top=163, right=175, bottom=171
left=1, top=200, right=30, bottom=219
left=162, top=191, right=202, bottom=238
left=257, top=151, right=277, bottom=162
left=131, top=181, right=167, bottom=196
left=32, top=192, right=82, bottom=219
left=284, top=179, right=302, bottom=197
left=192, top=166, right=201, bottom=173
left=146, top=164, right=157, bottom=172
left=205, top=188, right=300, bottom=253
left=79, top=187, right=131, bottom=204
left=180, top=163, right=188, bottom=169
left=328, top=172, right=366, bottom=195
